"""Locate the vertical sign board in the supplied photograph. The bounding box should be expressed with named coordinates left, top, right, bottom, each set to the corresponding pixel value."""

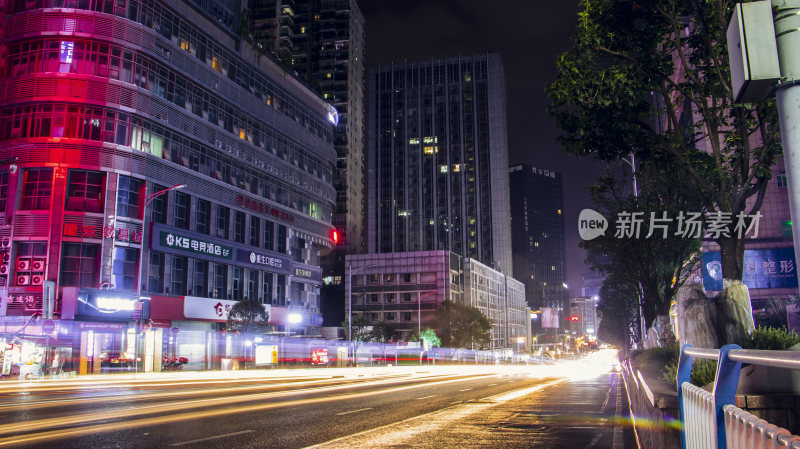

left=59, top=41, right=74, bottom=64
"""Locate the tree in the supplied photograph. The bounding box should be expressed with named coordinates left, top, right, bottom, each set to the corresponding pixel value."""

left=435, top=300, right=492, bottom=349
left=549, top=0, right=781, bottom=282
left=226, top=298, right=270, bottom=334
left=582, top=171, right=701, bottom=330
left=341, top=315, right=371, bottom=344
left=420, top=328, right=442, bottom=349
left=370, top=321, right=397, bottom=343
left=597, top=273, right=642, bottom=349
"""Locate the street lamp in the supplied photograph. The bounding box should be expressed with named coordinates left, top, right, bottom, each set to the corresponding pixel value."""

left=287, top=312, right=302, bottom=336
left=417, top=290, right=437, bottom=337
left=347, top=263, right=376, bottom=364
left=138, top=183, right=186, bottom=297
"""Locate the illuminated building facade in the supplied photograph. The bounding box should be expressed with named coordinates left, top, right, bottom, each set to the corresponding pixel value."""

left=0, top=0, right=336, bottom=373
left=367, top=54, right=513, bottom=276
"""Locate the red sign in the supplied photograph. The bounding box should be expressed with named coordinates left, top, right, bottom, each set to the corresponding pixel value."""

left=310, top=348, right=329, bottom=365
left=64, top=223, right=141, bottom=243
left=236, top=195, right=295, bottom=224
left=569, top=315, right=580, bottom=322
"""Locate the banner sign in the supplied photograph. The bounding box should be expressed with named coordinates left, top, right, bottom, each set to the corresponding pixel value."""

left=235, top=249, right=292, bottom=275
left=541, top=307, right=559, bottom=329
left=702, top=248, right=798, bottom=291
left=183, top=296, right=270, bottom=321
left=157, top=230, right=232, bottom=260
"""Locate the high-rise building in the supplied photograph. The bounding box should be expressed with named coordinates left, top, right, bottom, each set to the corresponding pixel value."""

left=367, top=54, right=513, bottom=275
left=249, top=0, right=366, bottom=327
left=0, top=0, right=337, bottom=373
left=508, top=164, right=566, bottom=309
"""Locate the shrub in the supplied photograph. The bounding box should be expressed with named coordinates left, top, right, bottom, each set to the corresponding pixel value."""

left=661, top=326, right=800, bottom=387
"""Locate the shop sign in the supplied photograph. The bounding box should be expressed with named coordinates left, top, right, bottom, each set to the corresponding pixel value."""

left=236, top=195, right=295, bottom=224
left=235, top=249, right=291, bottom=274
left=77, top=322, right=125, bottom=331
left=255, top=345, right=278, bottom=365
left=159, top=231, right=232, bottom=260
left=63, top=224, right=142, bottom=243
left=42, top=320, right=56, bottom=335
left=293, top=266, right=322, bottom=283
left=183, top=296, right=270, bottom=321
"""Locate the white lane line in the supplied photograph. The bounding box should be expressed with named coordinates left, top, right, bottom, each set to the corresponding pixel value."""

left=458, top=388, right=472, bottom=392
left=488, top=383, right=498, bottom=386
left=613, top=377, right=624, bottom=449
left=336, top=407, right=373, bottom=416
left=170, top=430, right=254, bottom=446
left=416, top=395, right=436, bottom=400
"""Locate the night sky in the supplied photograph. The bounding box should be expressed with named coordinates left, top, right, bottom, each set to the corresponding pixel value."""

left=358, top=0, right=607, bottom=295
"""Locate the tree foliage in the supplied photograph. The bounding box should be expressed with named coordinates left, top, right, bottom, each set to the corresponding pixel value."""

left=549, top=0, right=781, bottom=280
left=597, top=273, right=643, bottom=347
left=420, top=328, right=442, bottom=348
left=435, top=300, right=492, bottom=349
left=341, top=315, right=371, bottom=343
left=226, top=298, right=270, bottom=334
left=370, top=321, right=397, bottom=343
left=583, top=170, right=701, bottom=330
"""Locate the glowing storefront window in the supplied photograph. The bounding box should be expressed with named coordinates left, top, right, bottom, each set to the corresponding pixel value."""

left=59, top=41, right=74, bottom=64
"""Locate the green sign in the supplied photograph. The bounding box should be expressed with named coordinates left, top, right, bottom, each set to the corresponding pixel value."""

left=159, top=231, right=232, bottom=260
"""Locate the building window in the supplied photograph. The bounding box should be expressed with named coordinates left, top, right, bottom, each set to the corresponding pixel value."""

left=385, top=312, right=395, bottom=321
left=116, top=175, right=142, bottom=218
left=249, top=216, right=260, bottom=247
left=777, top=173, right=788, bottom=188
left=402, top=293, right=412, bottom=302
left=170, top=255, right=187, bottom=296
left=211, top=263, right=227, bottom=299
left=402, top=312, right=412, bottom=321
left=65, top=169, right=105, bottom=213
left=174, top=192, right=190, bottom=230
left=368, top=294, right=379, bottom=303
left=247, top=269, right=258, bottom=300
left=192, top=260, right=208, bottom=297
left=151, top=184, right=168, bottom=224
left=385, top=293, right=395, bottom=303
left=402, top=273, right=412, bottom=283
left=0, top=172, right=9, bottom=212
left=60, top=243, right=99, bottom=288
left=782, top=220, right=793, bottom=239
left=216, top=205, right=229, bottom=239
left=276, top=274, right=286, bottom=306
left=263, top=220, right=274, bottom=251
left=231, top=266, right=243, bottom=300
left=112, top=247, right=138, bottom=290
left=147, top=251, right=165, bottom=293
left=22, top=168, right=53, bottom=210
left=196, top=199, right=210, bottom=234
left=262, top=272, right=273, bottom=304
left=234, top=211, right=245, bottom=243
left=277, top=225, right=287, bottom=253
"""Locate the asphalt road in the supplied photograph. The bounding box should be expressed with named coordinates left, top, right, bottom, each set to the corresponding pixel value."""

left=0, top=352, right=636, bottom=448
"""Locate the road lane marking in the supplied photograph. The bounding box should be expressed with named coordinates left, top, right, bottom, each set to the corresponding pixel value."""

left=458, top=389, right=472, bottom=392
left=0, top=374, right=498, bottom=446
left=170, top=430, right=254, bottom=446
left=613, top=376, right=625, bottom=449
left=336, top=407, right=373, bottom=416
left=416, top=395, right=436, bottom=400
left=307, top=379, right=567, bottom=448
left=488, top=383, right=497, bottom=386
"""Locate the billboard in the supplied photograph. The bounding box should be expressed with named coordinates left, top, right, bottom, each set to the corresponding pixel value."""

left=541, top=307, right=559, bottom=329
left=702, top=248, right=797, bottom=291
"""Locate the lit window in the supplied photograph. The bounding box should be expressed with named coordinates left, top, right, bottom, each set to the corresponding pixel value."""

left=239, top=128, right=246, bottom=139
left=212, top=56, right=221, bottom=72
left=300, top=26, right=306, bottom=33
left=534, top=242, right=539, bottom=247
left=409, top=138, right=419, bottom=145
left=551, top=266, right=555, bottom=270
left=423, top=146, right=438, bottom=154
left=326, top=73, right=332, bottom=79
left=440, top=165, right=448, bottom=173
left=557, top=209, right=562, bottom=215
left=179, top=39, right=189, bottom=51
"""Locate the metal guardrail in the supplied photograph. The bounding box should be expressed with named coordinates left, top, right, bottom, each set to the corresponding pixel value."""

left=678, top=344, right=800, bottom=449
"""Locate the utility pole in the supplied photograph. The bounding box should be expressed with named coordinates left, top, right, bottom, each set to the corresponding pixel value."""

left=772, top=0, right=800, bottom=270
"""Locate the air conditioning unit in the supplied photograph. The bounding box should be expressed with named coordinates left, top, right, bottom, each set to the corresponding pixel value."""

left=16, top=275, right=29, bottom=286
left=31, top=275, right=43, bottom=286
left=31, top=258, right=45, bottom=271
left=2, top=253, right=9, bottom=263
left=16, top=258, right=30, bottom=271
left=0, top=264, right=8, bottom=275
left=0, top=237, right=10, bottom=248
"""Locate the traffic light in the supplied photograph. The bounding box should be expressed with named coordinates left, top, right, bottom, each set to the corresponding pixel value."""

left=331, top=228, right=340, bottom=245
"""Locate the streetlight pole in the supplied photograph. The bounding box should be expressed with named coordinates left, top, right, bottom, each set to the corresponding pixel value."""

left=417, top=290, right=437, bottom=338
left=135, top=183, right=185, bottom=373
left=621, top=155, right=647, bottom=346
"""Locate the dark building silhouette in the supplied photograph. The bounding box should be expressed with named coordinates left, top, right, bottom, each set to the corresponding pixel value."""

left=509, top=164, right=566, bottom=310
